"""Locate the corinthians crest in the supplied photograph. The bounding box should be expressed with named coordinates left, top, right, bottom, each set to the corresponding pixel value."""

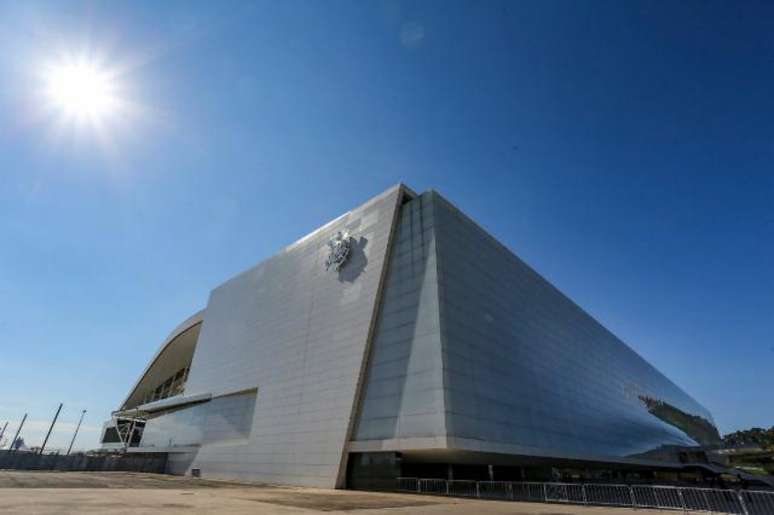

left=325, top=230, right=353, bottom=272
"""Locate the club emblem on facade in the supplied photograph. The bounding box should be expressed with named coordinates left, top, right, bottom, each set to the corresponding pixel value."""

left=325, top=230, right=353, bottom=271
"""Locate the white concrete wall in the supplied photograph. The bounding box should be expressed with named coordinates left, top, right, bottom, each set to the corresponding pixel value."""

left=179, top=185, right=404, bottom=487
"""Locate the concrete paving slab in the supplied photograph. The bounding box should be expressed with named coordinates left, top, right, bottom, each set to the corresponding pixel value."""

left=0, top=471, right=690, bottom=514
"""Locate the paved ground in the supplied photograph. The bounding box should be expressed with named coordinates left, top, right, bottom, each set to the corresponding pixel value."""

left=0, top=471, right=678, bottom=514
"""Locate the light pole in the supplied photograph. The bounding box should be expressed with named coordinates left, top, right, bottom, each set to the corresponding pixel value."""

left=39, top=403, right=63, bottom=455
left=66, top=410, right=87, bottom=456
left=9, top=413, right=27, bottom=452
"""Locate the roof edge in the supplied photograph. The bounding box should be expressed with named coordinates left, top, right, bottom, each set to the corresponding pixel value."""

left=118, top=309, right=205, bottom=410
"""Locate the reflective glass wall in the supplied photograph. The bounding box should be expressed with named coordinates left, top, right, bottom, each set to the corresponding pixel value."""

left=431, top=191, right=720, bottom=461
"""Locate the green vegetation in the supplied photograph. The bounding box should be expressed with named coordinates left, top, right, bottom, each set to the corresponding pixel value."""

left=723, top=426, right=774, bottom=450
left=722, top=426, right=774, bottom=477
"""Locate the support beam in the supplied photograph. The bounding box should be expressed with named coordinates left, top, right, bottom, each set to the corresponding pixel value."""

left=8, top=413, right=27, bottom=452
left=40, top=403, right=63, bottom=454
left=66, top=410, right=87, bottom=456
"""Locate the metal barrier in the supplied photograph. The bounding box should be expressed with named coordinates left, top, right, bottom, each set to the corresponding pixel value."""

left=418, top=478, right=447, bottom=495
left=512, top=481, right=545, bottom=502
left=397, top=476, right=418, bottom=492
left=742, top=490, right=774, bottom=515
left=447, top=479, right=478, bottom=497
left=478, top=481, right=511, bottom=500
left=585, top=483, right=633, bottom=506
left=396, top=477, right=774, bottom=513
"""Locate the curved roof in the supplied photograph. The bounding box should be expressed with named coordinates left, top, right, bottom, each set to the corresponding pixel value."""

left=119, top=309, right=205, bottom=410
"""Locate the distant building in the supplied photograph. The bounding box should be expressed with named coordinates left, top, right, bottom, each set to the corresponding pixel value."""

left=11, top=437, right=28, bottom=452
left=101, top=184, right=720, bottom=488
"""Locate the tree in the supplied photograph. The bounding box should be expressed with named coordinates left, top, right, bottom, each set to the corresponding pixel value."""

left=723, top=426, right=774, bottom=450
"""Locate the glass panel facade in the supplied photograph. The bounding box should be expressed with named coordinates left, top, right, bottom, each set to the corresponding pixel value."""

left=355, top=190, right=719, bottom=465
left=139, top=390, right=256, bottom=448
left=432, top=192, right=720, bottom=460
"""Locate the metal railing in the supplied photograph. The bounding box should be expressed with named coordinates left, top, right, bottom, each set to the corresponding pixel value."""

left=396, top=477, right=774, bottom=514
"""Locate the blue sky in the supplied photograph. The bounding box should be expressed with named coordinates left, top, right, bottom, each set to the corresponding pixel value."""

left=0, top=0, right=771, bottom=451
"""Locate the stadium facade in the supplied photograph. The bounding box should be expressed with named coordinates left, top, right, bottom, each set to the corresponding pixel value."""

left=102, top=184, right=721, bottom=488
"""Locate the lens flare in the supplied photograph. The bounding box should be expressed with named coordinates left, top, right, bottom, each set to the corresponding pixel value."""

left=44, top=59, right=118, bottom=123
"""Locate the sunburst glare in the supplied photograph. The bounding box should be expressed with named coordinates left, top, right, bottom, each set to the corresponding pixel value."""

left=40, top=55, right=125, bottom=129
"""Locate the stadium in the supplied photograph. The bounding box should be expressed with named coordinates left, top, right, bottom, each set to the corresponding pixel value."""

left=101, top=184, right=721, bottom=489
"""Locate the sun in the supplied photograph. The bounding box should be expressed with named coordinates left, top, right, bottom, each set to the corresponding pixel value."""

left=44, top=59, right=118, bottom=123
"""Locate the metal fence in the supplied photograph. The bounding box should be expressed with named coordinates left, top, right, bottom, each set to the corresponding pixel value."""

left=396, top=477, right=774, bottom=514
